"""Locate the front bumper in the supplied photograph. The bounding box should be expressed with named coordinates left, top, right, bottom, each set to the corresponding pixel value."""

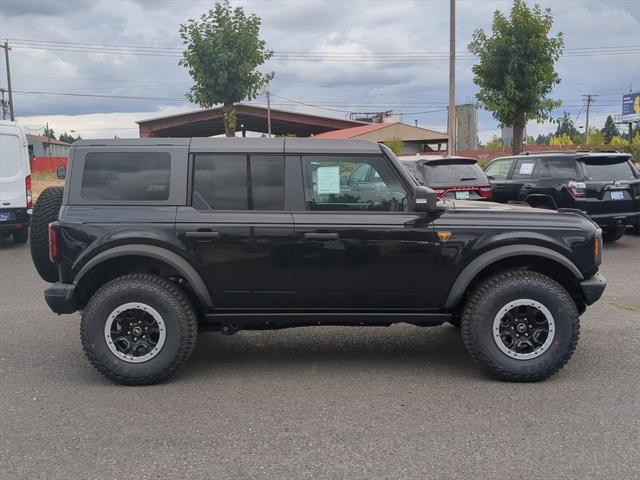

left=580, top=273, right=606, bottom=306
left=44, top=282, right=78, bottom=314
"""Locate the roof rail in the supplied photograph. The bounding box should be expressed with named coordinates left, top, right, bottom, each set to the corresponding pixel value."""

left=518, top=150, right=576, bottom=155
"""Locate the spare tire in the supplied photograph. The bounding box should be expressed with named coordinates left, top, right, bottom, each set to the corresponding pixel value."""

left=30, top=187, right=64, bottom=283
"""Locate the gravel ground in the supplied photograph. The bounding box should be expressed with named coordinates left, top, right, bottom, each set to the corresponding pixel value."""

left=0, top=234, right=639, bottom=479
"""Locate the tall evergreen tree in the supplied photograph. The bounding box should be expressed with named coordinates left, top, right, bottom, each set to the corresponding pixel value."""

left=601, top=115, right=619, bottom=144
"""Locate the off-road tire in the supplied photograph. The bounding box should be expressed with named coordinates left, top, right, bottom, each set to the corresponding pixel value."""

left=30, top=186, right=63, bottom=282
left=81, top=274, right=198, bottom=385
left=13, top=228, right=28, bottom=244
left=461, top=270, right=579, bottom=382
left=602, top=226, right=625, bottom=243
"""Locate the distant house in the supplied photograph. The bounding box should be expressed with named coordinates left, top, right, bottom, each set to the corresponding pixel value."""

left=312, top=122, right=448, bottom=155
left=26, top=134, right=71, bottom=158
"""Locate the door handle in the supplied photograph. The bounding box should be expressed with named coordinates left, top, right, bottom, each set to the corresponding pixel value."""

left=493, top=185, right=505, bottom=190
left=185, top=230, right=220, bottom=242
left=304, top=232, right=339, bottom=240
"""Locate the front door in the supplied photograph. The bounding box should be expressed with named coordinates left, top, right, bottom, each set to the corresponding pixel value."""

left=175, top=154, right=295, bottom=309
left=484, top=157, right=517, bottom=203
left=292, top=154, right=439, bottom=310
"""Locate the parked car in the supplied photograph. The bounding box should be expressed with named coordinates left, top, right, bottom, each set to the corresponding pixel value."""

left=31, top=138, right=605, bottom=385
left=0, top=120, right=32, bottom=244
left=400, top=155, right=492, bottom=200
left=483, top=151, right=640, bottom=242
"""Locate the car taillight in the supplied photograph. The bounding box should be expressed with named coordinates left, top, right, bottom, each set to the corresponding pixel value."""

left=49, top=223, right=59, bottom=262
left=431, top=188, right=445, bottom=199
left=26, top=175, right=32, bottom=209
left=479, top=187, right=492, bottom=198
left=568, top=181, right=586, bottom=197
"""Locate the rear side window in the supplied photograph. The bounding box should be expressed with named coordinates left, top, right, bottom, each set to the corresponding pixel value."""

left=192, top=155, right=284, bottom=210
left=542, top=158, right=577, bottom=178
left=484, top=159, right=514, bottom=181
left=423, top=162, right=485, bottom=185
left=81, top=152, right=171, bottom=201
left=0, top=134, right=24, bottom=178
left=512, top=159, right=539, bottom=180
left=580, top=158, right=637, bottom=181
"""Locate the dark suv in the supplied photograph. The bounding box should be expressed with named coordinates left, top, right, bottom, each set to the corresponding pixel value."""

left=484, top=152, right=640, bottom=242
left=32, top=138, right=606, bottom=385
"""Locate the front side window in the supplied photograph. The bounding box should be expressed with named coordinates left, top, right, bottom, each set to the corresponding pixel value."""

left=81, top=152, right=171, bottom=201
left=192, top=155, right=284, bottom=210
left=484, top=159, right=514, bottom=181
left=302, top=156, right=408, bottom=211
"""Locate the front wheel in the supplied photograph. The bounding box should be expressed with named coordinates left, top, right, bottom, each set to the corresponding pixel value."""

left=461, top=270, right=579, bottom=382
left=81, top=274, right=198, bottom=385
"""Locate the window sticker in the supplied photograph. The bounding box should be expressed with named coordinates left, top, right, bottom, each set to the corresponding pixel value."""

left=316, top=166, right=341, bottom=194
left=519, top=162, right=535, bottom=175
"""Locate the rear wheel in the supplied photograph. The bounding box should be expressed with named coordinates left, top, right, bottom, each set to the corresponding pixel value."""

left=13, top=228, right=28, bottom=244
left=30, top=187, right=64, bottom=282
left=602, top=226, right=625, bottom=243
left=81, top=274, right=198, bottom=385
left=461, top=270, right=579, bottom=382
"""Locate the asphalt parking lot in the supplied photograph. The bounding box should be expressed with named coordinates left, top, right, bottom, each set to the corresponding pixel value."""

left=1, top=235, right=639, bottom=479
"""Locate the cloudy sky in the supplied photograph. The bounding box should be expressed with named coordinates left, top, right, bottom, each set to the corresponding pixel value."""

left=1, top=0, right=639, bottom=142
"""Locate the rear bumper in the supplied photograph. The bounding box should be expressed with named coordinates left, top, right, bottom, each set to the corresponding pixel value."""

left=580, top=273, right=606, bottom=306
left=0, top=208, right=30, bottom=231
left=44, top=282, right=78, bottom=314
left=589, top=211, right=640, bottom=228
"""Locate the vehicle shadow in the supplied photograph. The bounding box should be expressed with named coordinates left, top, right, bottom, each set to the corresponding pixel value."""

left=182, top=324, right=481, bottom=381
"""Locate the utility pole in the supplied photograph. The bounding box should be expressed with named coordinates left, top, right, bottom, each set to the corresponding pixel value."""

left=447, top=0, right=456, bottom=156
left=582, top=94, right=598, bottom=144
left=0, top=88, right=7, bottom=120
left=264, top=83, right=272, bottom=138
left=1, top=42, right=15, bottom=121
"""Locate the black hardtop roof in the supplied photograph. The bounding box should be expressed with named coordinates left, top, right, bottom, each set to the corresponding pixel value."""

left=72, top=137, right=382, bottom=154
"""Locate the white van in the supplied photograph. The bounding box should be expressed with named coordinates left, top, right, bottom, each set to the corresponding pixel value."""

left=0, top=120, right=32, bottom=243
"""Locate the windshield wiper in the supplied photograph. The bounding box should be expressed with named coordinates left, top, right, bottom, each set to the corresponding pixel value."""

left=459, top=177, right=478, bottom=181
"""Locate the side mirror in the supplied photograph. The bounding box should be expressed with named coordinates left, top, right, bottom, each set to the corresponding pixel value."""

left=411, top=186, right=441, bottom=213
left=340, top=175, right=348, bottom=186
left=56, top=165, right=66, bottom=180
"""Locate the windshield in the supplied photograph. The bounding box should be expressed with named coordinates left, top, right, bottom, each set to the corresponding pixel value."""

left=422, top=162, right=486, bottom=185
left=581, top=158, right=637, bottom=181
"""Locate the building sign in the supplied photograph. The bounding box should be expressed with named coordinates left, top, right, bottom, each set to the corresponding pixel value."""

left=622, top=92, right=640, bottom=119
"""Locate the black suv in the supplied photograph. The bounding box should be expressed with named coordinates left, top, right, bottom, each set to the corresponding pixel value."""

left=32, top=138, right=606, bottom=385
left=484, top=152, right=640, bottom=242
left=400, top=155, right=492, bottom=201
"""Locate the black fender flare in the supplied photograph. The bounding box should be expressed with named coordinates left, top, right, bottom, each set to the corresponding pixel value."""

left=444, top=245, right=583, bottom=309
left=74, top=244, right=213, bottom=307
left=524, top=194, right=558, bottom=210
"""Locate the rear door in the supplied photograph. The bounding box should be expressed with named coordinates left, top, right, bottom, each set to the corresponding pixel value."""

left=509, top=157, right=541, bottom=202
left=175, top=153, right=295, bottom=309
left=0, top=125, right=29, bottom=210
left=483, top=158, right=516, bottom=203
left=577, top=156, right=640, bottom=217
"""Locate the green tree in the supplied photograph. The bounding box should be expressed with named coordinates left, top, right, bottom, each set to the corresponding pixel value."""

left=179, top=1, right=274, bottom=137
left=549, top=133, right=572, bottom=145
left=58, top=132, right=78, bottom=144
left=382, top=138, right=404, bottom=156
left=43, top=125, right=55, bottom=139
left=555, top=111, right=579, bottom=139
left=601, top=115, right=619, bottom=144
left=468, top=0, right=564, bottom=154
left=584, top=127, right=604, bottom=145
left=483, top=135, right=504, bottom=149
left=535, top=133, right=550, bottom=145
left=610, top=135, right=629, bottom=146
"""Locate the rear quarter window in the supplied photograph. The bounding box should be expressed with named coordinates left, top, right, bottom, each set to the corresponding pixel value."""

left=81, top=152, right=171, bottom=201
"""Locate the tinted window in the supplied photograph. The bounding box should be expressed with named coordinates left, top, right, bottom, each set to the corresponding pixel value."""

left=581, top=158, right=637, bottom=181
left=512, top=159, right=539, bottom=180
left=484, top=159, right=514, bottom=181
left=192, top=155, right=284, bottom=210
left=82, top=152, right=170, bottom=201
left=543, top=158, right=577, bottom=178
left=423, top=162, right=485, bottom=185
left=302, top=156, right=408, bottom=212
